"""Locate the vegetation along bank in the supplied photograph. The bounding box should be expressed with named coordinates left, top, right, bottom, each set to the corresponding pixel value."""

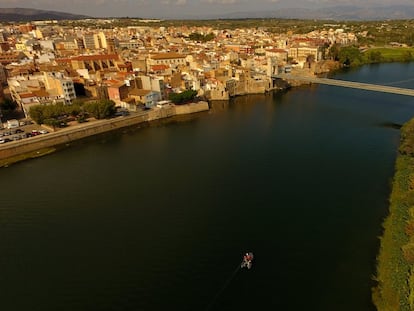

left=373, top=118, right=414, bottom=311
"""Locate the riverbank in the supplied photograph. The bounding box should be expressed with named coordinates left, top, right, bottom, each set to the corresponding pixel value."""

left=373, top=118, right=414, bottom=311
left=0, top=101, right=209, bottom=167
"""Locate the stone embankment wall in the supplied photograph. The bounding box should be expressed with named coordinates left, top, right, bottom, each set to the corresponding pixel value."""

left=0, top=102, right=209, bottom=161
left=174, top=101, right=209, bottom=115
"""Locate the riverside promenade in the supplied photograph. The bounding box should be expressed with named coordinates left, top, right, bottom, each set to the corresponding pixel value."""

left=276, top=74, right=414, bottom=97
left=0, top=102, right=209, bottom=165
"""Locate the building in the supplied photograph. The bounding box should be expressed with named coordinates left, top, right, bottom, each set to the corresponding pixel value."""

left=0, top=52, right=28, bottom=65
left=147, top=52, right=186, bottom=71
left=128, top=89, right=160, bottom=108
left=106, top=81, right=129, bottom=102
left=57, top=54, right=120, bottom=72
left=43, top=72, right=76, bottom=104
left=265, top=48, right=288, bottom=62
left=82, top=32, right=108, bottom=51
left=97, top=32, right=108, bottom=49
left=83, top=33, right=100, bottom=50
left=38, top=40, right=55, bottom=51
left=289, top=45, right=323, bottom=62
left=139, top=75, right=165, bottom=96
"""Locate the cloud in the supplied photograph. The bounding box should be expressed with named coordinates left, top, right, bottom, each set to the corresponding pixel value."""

left=161, top=0, right=187, bottom=4
left=203, top=0, right=240, bottom=4
left=2, top=0, right=414, bottom=18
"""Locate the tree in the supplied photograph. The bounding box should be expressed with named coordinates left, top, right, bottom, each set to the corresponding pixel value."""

left=0, top=98, right=17, bottom=111
left=337, top=46, right=364, bottom=67
left=43, top=118, right=62, bottom=129
left=29, top=105, right=45, bottom=124
left=83, top=100, right=116, bottom=119
left=188, top=32, right=215, bottom=42
left=65, top=102, right=82, bottom=117
left=403, top=51, right=413, bottom=62
left=169, top=90, right=197, bottom=104
left=306, top=54, right=315, bottom=68
left=97, top=100, right=116, bottom=119
left=368, top=50, right=383, bottom=63
left=328, top=44, right=340, bottom=61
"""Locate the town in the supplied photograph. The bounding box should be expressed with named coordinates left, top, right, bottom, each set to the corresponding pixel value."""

left=0, top=17, right=408, bottom=155
left=0, top=18, right=358, bottom=112
left=2, top=12, right=414, bottom=311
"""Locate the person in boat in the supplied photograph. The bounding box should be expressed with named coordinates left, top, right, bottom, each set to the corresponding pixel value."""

left=244, top=253, right=251, bottom=262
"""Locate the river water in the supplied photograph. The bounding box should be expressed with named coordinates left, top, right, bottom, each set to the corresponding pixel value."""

left=2, top=63, right=414, bottom=311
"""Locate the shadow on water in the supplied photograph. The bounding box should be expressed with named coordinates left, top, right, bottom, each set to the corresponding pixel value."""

left=376, top=122, right=402, bottom=130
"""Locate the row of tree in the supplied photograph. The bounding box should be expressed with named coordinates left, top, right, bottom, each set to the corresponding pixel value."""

left=29, top=100, right=116, bottom=127
left=27, top=91, right=198, bottom=127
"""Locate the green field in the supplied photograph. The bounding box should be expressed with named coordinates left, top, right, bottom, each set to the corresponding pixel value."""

left=364, top=47, right=414, bottom=62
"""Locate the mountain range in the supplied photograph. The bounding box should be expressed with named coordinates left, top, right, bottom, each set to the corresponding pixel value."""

left=1, top=5, right=414, bottom=21
left=0, top=8, right=89, bottom=22
left=213, top=5, right=414, bottom=21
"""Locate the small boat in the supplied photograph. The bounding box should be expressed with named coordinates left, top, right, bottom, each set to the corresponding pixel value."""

left=241, top=252, right=254, bottom=269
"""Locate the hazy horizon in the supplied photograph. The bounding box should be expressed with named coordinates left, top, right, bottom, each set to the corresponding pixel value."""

left=2, top=0, right=414, bottom=19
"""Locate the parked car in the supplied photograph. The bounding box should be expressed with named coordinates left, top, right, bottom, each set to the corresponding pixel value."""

left=39, top=130, right=48, bottom=134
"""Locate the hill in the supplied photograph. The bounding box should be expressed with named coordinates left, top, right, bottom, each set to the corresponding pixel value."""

left=209, top=5, right=414, bottom=21
left=0, top=8, right=90, bottom=22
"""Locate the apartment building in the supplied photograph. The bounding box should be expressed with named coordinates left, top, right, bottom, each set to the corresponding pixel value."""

left=44, top=72, right=76, bottom=104
left=83, top=33, right=99, bottom=50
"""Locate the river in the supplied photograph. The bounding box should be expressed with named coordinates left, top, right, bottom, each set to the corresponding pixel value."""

left=2, top=63, right=414, bottom=311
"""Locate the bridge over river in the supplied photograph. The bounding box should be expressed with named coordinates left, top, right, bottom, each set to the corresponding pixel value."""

left=275, top=74, right=414, bottom=97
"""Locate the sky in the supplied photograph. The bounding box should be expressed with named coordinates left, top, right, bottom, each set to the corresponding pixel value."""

left=2, top=0, right=414, bottom=19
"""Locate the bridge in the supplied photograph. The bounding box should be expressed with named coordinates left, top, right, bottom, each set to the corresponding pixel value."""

left=274, top=74, right=414, bottom=97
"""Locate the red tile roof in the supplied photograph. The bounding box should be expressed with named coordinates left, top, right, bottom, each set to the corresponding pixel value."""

left=151, top=64, right=169, bottom=71
left=150, top=52, right=186, bottom=60
left=56, top=54, right=119, bottom=63
left=19, top=92, right=36, bottom=98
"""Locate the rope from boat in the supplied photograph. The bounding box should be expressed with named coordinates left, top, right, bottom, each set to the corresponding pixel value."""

left=204, top=263, right=241, bottom=311
left=382, top=77, right=414, bottom=86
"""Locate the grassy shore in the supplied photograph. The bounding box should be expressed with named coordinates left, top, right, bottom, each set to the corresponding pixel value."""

left=373, top=118, right=414, bottom=311
left=0, top=147, right=57, bottom=168
left=365, top=47, right=414, bottom=62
